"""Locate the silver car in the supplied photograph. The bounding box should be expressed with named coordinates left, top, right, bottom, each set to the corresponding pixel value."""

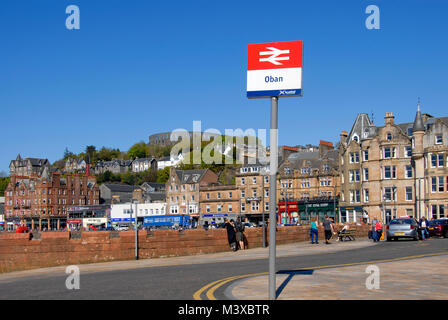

left=386, top=218, right=419, bottom=241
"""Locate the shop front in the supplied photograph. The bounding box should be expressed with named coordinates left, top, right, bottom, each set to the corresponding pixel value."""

left=298, top=199, right=339, bottom=224
left=68, top=219, right=83, bottom=231
left=6, top=218, right=20, bottom=231
left=0, top=215, right=5, bottom=231
left=278, top=201, right=299, bottom=225
left=83, top=218, right=107, bottom=229
left=339, top=206, right=364, bottom=223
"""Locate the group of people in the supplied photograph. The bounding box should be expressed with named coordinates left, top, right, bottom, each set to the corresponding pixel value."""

left=370, top=219, right=383, bottom=242
left=224, top=217, right=247, bottom=251
left=310, top=215, right=339, bottom=244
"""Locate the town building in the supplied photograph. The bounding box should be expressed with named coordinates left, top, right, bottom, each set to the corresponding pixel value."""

left=67, top=205, right=110, bottom=230
left=9, top=154, right=50, bottom=177
left=165, top=167, right=218, bottom=221
left=64, top=158, right=87, bottom=173
left=99, top=183, right=140, bottom=205
left=339, top=106, right=448, bottom=223
left=276, top=141, right=340, bottom=224
left=235, top=163, right=270, bottom=224
left=110, top=202, right=167, bottom=227
left=157, top=154, right=184, bottom=170
left=4, top=168, right=100, bottom=231
left=131, top=157, right=157, bottom=173
left=0, top=197, right=4, bottom=231
left=199, top=183, right=239, bottom=225
left=94, top=159, right=132, bottom=175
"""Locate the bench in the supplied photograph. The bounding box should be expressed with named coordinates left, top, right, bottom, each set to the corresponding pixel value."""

left=338, top=228, right=356, bottom=241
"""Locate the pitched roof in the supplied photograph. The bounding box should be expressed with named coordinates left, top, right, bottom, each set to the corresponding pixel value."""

left=102, top=183, right=141, bottom=193
left=175, top=169, right=208, bottom=184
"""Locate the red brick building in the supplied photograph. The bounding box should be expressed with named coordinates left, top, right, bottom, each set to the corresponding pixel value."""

left=4, top=168, right=100, bottom=231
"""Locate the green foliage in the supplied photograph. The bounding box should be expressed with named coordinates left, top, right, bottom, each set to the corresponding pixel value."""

left=0, top=177, right=10, bottom=197
left=96, top=168, right=161, bottom=185
left=156, top=166, right=171, bottom=183
left=128, top=142, right=148, bottom=159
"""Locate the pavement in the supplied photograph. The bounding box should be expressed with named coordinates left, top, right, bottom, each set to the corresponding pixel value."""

left=227, top=248, right=448, bottom=300
left=2, top=238, right=447, bottom=300
left=0, top=239, right=374, bottom=282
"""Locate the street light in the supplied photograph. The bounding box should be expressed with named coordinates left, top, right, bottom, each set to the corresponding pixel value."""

left=131, top=199, right=139, bottom=260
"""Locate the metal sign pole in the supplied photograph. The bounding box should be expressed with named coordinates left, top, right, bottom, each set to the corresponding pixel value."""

left=269, top=96, right=278, bottom=300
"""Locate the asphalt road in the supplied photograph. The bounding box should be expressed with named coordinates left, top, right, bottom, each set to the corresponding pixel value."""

left=0, top=238, right=446, bottom=300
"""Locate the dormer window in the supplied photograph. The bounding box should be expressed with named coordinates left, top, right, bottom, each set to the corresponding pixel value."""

left=387, top=133, right=392, bottom=141
left=435, top=134, right=443, bottom=145
left=353, top=135, right=359, bottom=142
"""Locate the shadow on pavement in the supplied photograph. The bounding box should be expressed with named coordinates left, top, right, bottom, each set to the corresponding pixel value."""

left=276, top=269, right=314, bottom=298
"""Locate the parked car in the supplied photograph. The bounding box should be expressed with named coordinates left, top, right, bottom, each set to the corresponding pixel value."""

left=428, top=218, right=448, bottom=238
left=386, top=218, right=419, bottom=241
left=243, top=222, right=256, bottom=228
left=115, top=225, right=129, bottom=231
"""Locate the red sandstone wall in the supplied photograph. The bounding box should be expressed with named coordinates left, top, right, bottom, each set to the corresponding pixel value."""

left=0, top=224, right=370, bottom=273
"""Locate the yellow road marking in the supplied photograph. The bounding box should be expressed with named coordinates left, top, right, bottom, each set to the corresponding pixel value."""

left=194, top=251, right=448, bottom=300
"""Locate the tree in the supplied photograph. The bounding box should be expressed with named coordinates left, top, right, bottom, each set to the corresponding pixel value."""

left=128, top=142, right=147, bottom=159
left=0, top=177, right=10, bottom=197
left=156, top=167, right=171, bottom=183
left=85, top=145, right=97, bottom=163
left=63, top=148, right=74, bottom=159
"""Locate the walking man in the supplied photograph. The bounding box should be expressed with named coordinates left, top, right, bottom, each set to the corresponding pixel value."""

left=419, top=216, right=429, bottom=240
left=323, top=215, right=335, bottom=244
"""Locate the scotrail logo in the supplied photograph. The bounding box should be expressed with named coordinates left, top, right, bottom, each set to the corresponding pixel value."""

left=279, top=90, right=296, bottom=95
left=259, top=47, right=290, bottom=65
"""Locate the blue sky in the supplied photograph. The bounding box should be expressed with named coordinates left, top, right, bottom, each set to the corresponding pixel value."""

left=1, top=0, right=447, bottom=173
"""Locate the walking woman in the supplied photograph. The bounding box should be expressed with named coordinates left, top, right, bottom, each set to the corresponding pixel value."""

left=310, top=217, right=319, bottom=244
left=225, top=219, right=237, bottom=251
left=235, top=217, right=246, bottom=250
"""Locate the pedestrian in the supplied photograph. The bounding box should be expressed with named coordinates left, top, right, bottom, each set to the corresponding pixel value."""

left=224, top=219, right=237, bottom=251
left=374, top=220, right=383, bottom=242
left=235, top=217, right=246, bottom=250
left=310, top=217, right=319, bottom=244
left=203, top=221, right=209, bottom=231
left=323, top=215, right=335, bottom=244
left=419, top=216, right=429, bottom=240
left=371, top=218, right=378, bottom=242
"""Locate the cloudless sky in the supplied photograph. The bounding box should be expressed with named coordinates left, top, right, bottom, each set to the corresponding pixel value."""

left=1, top=0, right=447, bottom=173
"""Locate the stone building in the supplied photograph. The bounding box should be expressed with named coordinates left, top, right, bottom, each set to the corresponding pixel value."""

left=131, top=157, right=158, bottom=173
left=276, top=141, right=340, bottom=224
left=165, top=168, right=218, bottom=221
left=64, top=158, right=87, bottom=173
left=4, top=169, right=100, bottom=230
left=235, top=163, right=270, bottom=223
left=94, top=159, right=132, bottom=175
left=339, top=106, right=448, bottom=223
left=199, top=184, right=239, bottom=225
left=9, top=154, right=50, bottom=177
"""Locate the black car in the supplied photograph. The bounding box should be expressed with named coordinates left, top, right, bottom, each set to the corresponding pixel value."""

left=428, top=219, right=448, bottom=238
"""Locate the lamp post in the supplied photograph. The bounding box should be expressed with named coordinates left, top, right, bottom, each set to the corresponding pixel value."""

left=132, top=200, right=139, bottom=260
left=393, top=185, right=397, bottom=219
left=261, top=168, right=267, bottom=248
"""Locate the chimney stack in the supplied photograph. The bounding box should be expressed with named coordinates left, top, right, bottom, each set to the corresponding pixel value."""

left=384, top=112, right=395, bottom=126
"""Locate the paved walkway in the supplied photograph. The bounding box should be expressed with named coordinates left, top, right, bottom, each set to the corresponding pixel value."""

left=0, top=239, right=374, bottom=282
left=227, top=254, right=448, bottom=300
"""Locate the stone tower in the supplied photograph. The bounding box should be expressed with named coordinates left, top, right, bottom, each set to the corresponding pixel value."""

left=412, top=100, right=425, bottom=219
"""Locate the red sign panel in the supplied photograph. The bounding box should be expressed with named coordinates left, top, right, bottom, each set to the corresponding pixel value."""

left=247, top=40, right=303, bottom=71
